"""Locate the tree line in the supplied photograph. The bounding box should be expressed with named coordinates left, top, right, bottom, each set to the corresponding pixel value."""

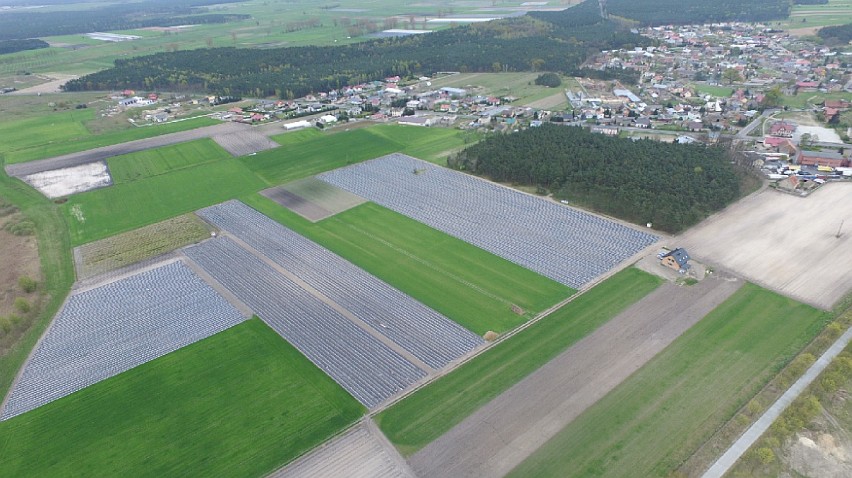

left=818, top=23, right=852, bottom=46
left=0, top=0, right=249, bottom=41
left=448, top=124, right=742, bottom=233
left=601, top=0, right=791, bottom=26
left=0, top=39, right=49, bottom=55
left=64, top=0, right=650, bottom=97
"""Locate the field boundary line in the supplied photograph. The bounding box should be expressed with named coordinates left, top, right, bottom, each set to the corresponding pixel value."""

left=701, top=324, right=852, bottom=478
left=369, top=239, right=664, bottom=415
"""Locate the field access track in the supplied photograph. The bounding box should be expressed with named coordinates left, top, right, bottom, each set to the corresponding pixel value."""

left=319, top=154, right=658, bottom=289
left=409, top=275, right=743, bottom=478
left=197, top=200, right=483, bottom=370
left=0, top=261, right=246, bottom=420
left=183, top=236, right=427, bottom=409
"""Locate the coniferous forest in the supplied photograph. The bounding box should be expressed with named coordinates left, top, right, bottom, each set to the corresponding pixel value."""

left=448, top=124, right=742, bottom=233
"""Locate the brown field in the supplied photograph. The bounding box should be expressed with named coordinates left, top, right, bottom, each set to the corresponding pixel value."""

left=0, top=214, right=40, bottom=318
left=677, top=183, right=852, bottom=310
left=261, top=177, right=366, bottom=222
left=74, top=214, right=213, bottom=280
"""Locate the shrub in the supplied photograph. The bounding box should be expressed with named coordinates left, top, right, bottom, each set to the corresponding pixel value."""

left=534, top=72, right=562, bottom=88
left=14, top=297, right=31, bottom=314
left=18, top=276, right=37, bottom=293
left=756, top=447, right=775, bottom=465
left=0, top=317, right=11, bottom=334
left=4, top=217, right=35, bottom=236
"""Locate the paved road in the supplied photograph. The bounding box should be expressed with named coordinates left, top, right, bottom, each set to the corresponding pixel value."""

left=410, top=275, right=743, bottom=478
left=702, top=325, right=852, bottom=478
left=736, top=109, right=778, bottom=139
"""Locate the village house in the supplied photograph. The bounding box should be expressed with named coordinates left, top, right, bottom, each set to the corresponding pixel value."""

left=769, top=121, right=795, bottom=137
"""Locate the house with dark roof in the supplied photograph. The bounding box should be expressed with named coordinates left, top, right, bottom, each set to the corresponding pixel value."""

left=660, top=248, right=690, bottom=273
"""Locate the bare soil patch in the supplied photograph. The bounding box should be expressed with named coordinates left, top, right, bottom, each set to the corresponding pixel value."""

left=271, top=420, right=415, bottom=478
left=409, top=274, right=742, bottom=478
left=677, top=183, right=852, bottom=310
left=211, top=129, right=279, bottom=157
left=8, top=74, right=78, bottom=95
left=525, top=91, right=567, bottom=110
left=0, top=215, right=40, bottom=318
left=22, top=161, right=112, bottom=198
left=261, top=177, right=367, bottom=222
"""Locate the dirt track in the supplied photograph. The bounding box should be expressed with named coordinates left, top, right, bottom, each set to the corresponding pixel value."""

left=409, top=274, right=743, bottom=478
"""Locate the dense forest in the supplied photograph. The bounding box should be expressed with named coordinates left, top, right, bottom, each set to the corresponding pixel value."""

left=818, top=23, right=852, bottom=46
left=0, top=0, right=249, bottom=41
left=64, top=0, right=650, bottom=98
left=448, top=125, right=741, bottom=233
left=0, top=39, right=49, bottom=55
left=601, top=0, right=791, bottom=26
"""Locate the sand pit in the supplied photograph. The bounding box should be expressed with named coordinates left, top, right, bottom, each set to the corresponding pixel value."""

left=678, top=183, right=852, bottom=310
left=22, top=161, right=111, bottom=198
left=261, top=177, right=366, bottom=222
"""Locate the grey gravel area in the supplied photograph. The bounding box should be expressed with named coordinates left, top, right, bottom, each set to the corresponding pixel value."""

left=197, top=200, right=484, bottom=370
left=318, top=154, right=659, bottom=289
left=0, top=261, right=246, bottom=420
left=183, top=236, right=426, bottom=409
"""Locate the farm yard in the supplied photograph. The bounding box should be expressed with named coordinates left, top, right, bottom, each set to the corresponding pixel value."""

left=0, top=261, right=246, bottom=420
left=678, top=183, right=852, bottom=310
left=508, top=285, right=827, bottom=478
left=0, top=318, right=364, bottom=478
left=319, top=154, right=660, bottom=289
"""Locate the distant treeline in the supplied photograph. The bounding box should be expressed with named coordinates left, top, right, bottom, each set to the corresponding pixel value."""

left=602, top=0, right=791, bottom=26
left=0, top=0, right=250, bottom=41
left=448, top=124, right=740, bottom=233
left=64, top=0, right=649, bottom=97
left=0, top=39, right=49, bottom=55
left=818, top=23, right=852, bottom=46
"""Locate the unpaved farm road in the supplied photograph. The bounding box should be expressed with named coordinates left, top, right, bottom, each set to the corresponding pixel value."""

left=410, top=274, right=743, bottom=478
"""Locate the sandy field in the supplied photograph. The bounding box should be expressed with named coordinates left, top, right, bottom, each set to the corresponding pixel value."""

left=22, top=161, right=111, bottom=198
left=8, top=74, right=78, bottom=95
left=410, top=275, right=742, bottom=478
left=793, top=125, right=844, bottom=144
left=271, top=420, right=415, bottom=478
left=677, top=183, right=852, bottom=310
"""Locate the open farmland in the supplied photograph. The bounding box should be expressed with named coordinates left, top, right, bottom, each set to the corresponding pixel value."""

left=319, top=154, right=659, bottom=289
left=62, top=159, right=265, bottom=245
left=0, top=318, right=364, bottom=478
left=409, top=274, right=744, bottom=477
left=376, top=268, right=663, bottom=456
left=245, top=196, right=572, bottom=334
left=21, top=160, right=111, bottom=198
left=677, top=183, right=852, bottom=310
left=0, top=260, right=245, bottom=420
left=183, top=236, right=427, bottom=409
left=106, top=139, right=231, bottom=183
left=74, top=214, right=212, bottom=280
left=1, top=113, right=219, bottom=166
left=197, top=200, right=484, bottom=370
left=508, top=284, right=827, bottom=478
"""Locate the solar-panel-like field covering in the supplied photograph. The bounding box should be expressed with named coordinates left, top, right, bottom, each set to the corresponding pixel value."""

left=184, top=236, right=427, bottom=408
left=318, top=154, right=659, bottom=289
left=0, top=261, right=246, bottom=420
left=197, top=200, right=484, bottom=370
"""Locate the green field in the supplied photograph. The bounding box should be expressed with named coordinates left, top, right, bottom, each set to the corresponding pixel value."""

left=508, top=284, right=827, bottom=478
left=376, top=267, right=663, bottom=456
left=428, top=72, right=572, bottom=106
left=248, top=124, right=471, bottom=185
left=64, top=159, right=265, bottom=245
left=693, top=83, right=734, bottom=98
left=1, top=112, right=219, bottom=164
left=786, top=0, right=852, bottom=29
left=246, top=196, right=572, bottom=334
left=0, top=318, right=364, bottom=478
left=107, top=139, right=232, bottom=183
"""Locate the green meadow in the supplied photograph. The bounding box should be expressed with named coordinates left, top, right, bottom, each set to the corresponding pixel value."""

left=0, top=319, right=364, bottom=478
left=509, top=284, right=827, bottom=478
left=376, top=268, right=664, bottom=456
left=107, top=138, right=231, bottom=183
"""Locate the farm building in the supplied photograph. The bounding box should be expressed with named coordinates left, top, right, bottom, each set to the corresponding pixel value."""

left=798, top=150, right=849, bottom=168
left=769, top=121, right=795, bottom=137
left=660, top=248, right=690, bottom=273
left=398, top=116, right=434, bottom=127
